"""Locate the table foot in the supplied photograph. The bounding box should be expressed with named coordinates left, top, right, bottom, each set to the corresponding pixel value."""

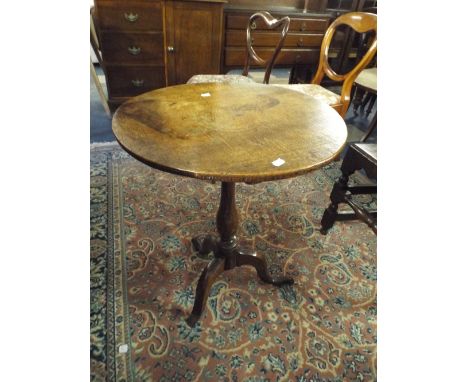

left=186, top=257, right=225, bottom=327
left=236, top=250, right=294, bottom=286
left=187, top=243, right=293, bottom=326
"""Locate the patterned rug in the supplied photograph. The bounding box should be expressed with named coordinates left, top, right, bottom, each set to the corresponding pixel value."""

left=90, top=142, right=377, bottom=382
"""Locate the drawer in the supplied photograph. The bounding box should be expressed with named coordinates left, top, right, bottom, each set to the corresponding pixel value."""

left=226, top=14, right=329, bottom=32
left=225, top=30, right=323, bottom=48
left=289, top=18, right=329, bottom=32
left=100, top=32, right=164, bottom=64
left=105, top=65, right=166, bottom=98
left=97, top=1, right=163, bottom=31
left=224, top=48, right=320, bottom=66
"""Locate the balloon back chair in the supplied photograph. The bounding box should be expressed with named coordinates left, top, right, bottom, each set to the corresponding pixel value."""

left=275, top=12, right=377, bottom=118
left=187, top=11, right=290, bottom=85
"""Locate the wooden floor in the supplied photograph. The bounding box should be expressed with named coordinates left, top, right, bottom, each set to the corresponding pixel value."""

left=90, top=66, right=113, bottom=143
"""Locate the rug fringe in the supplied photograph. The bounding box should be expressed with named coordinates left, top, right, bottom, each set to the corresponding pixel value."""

left=90, top=141, right=118, bottom=150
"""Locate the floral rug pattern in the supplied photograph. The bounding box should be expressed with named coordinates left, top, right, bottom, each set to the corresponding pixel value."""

left=91, top=143, right=377, bottom=381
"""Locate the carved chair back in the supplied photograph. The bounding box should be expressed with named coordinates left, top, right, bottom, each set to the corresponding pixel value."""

left=91, top=6, right=111, bottom=117
left=312, top=12, right=377, bottom=115
left=242, top=12, right=290, bottom=84
left=90, top=7, right=103, bottom=66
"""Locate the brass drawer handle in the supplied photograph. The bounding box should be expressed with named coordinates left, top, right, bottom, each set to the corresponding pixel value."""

left=124, top=12, right=139, bottom=22
left=297, top=38, right=304, bottom=47
left=300, top=22, right=307, bottom=31
left=131, top=79, right=144, bottom=87
left=167, top=46, right=175, bottom=53
left=128, top=46, right=141, bottom=55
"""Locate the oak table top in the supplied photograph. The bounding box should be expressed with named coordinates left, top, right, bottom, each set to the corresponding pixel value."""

left=112, top=83, right=348, bottom=327
left=112, top=83, right=348, bottom=183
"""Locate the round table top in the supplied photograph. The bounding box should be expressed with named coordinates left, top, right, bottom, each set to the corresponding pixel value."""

left=112, top=83, right=348, bottom=183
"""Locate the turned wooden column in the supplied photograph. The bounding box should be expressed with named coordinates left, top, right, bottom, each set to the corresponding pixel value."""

left=216, top=182, right=238, bottom=269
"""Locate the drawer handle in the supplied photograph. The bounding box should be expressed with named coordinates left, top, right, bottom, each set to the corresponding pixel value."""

left=300, top=22, right=306, bottom=31
left=167, top=46, right=175, bottom=53
left=297, top=38, right=304, bottom=47
left=124, top=12, right=139, bottom=22
left=131, top=79, right=144, bottom=87
left=128, top=46, right=141, bottom=55
left=251, top=21, right=257, bottom=30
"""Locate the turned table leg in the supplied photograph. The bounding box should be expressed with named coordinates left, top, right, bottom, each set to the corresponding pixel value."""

left=187, top=182, right=293, bottom=327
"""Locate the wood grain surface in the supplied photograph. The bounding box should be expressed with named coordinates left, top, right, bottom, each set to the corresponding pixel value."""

left=112, top=82, right=347, bottom=183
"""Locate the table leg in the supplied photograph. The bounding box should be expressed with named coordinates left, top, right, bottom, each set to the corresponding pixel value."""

left=186, top=257, right=225, bottom=327
left=236, top=249, right=294, bottom=285
left=192, top=234, right=218, bottom=258
left=187, top=182, right=293, bottom=327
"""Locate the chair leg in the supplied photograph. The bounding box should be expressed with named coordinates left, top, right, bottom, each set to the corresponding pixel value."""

left=360, top=111, right=377, bottom=142
left=91, top=59, right=111, bottom=118
left=288, top=64, right=297, bottom=84
left=365, top=93, right=376, bottom=119
left=352, top=86, right=366, bottom=116
left=320, top=193, right=340, bottom=234
left=320, top=170, right=355, bottom=234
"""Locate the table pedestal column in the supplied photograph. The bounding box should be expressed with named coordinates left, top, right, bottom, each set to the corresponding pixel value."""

left=187, top=182, right=294, bottom=327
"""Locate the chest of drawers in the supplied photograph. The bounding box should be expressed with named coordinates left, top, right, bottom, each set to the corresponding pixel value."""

left=222, top=8, right=332, bottom=74
left=94, top=0, right=225, bottom=106
left=94, top=1, right=165, bottom=103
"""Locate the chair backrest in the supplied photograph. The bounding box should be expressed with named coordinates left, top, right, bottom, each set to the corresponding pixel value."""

left=90, top=6, right=111, bottom=117
left=90, top=7, right=103, bottom=66
left=242, top=12, right=290, bottom=84
left=312, top=12, right=377, bottom=116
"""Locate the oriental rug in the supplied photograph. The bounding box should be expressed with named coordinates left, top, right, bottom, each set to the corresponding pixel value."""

left=90, top=142, right=377, bottom=382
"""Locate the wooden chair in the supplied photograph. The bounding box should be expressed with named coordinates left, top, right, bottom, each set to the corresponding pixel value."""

left=352, top=66, right=377, bottom=141
left=274, top=12, right=377, bottom=118
left=187, top=12, right=290, bottom=85
left=320, top=142, right=377, bottom=234
left=90, top=7, right=111, bottom=117
left=352, top=67, right=377, bottom=117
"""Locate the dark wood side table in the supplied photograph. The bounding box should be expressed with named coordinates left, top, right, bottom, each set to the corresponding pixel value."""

left=112, top=83, right=348, bottom=326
